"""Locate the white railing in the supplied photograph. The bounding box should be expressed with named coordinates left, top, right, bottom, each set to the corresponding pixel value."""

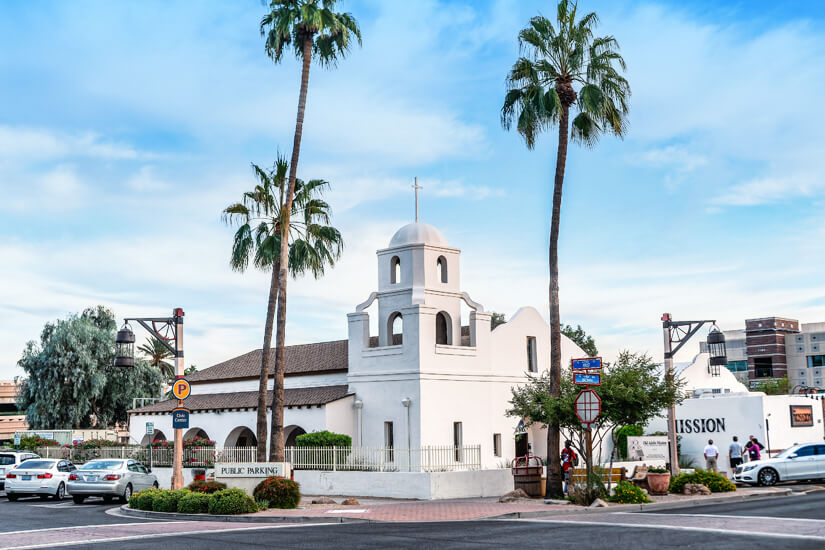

left=285, top=445, right=482, bottom=472
left=34, top=446, right=258, bottom=467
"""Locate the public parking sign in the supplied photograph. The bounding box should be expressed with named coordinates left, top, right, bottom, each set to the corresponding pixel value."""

left=575, top=389, right=601, bottom=425
left=572, top=357, right=602, bottom=371
left=574, top=372, right=601, bottom=385
left=145, top=422, right=154, bottom=435
left=172, top=378, right=191, bottom=400
left=172, top=407, right=190, bottom=429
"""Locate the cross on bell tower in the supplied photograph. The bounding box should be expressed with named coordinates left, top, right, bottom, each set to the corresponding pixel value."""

left=412, top=177, right=422, bottom=222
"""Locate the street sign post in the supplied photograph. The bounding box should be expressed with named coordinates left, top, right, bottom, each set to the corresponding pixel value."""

left=571, top=357, right=602, bottom=371
left=574, top=389, right=601, bottom=425
left=145, top=422, right=154, bottom=435
left=574, top=372, right=601, bottom=385
left=14, top=433, right=21, bottom=447
left=172, top=407, right=190, bottom=430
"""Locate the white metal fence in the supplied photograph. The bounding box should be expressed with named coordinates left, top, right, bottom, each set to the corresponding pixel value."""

left=33, top=444, right=481, bottom=472
left=285, top=445, right=482, bottom=472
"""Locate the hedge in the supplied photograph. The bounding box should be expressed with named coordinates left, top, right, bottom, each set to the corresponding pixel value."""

left=253, top=476, right=301, bottom=509
left=177, top=492, right=211, bottom=514
left=669, top=470, right=736, bottom=494
left=130, top=488, right=163, bottom=511
left=187, top=480, right=227, bottom=494
left=207, top=488, right=258, bottom=515
left=295, top=430, right=351, bottom=448
left=152, top=489, right=190, bottom=512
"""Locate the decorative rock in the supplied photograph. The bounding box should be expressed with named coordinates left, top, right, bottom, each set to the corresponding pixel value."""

left=499, top=489, right=532, bottom=503
left=589, top=498, right=609, bottom=508
left=311, top=497, right=337, bottom=504
left=341, top=498, right=360, bottom=506
left=683, top=483, right=712, bottom=496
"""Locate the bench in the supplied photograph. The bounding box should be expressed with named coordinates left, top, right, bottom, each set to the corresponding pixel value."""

left=569, top=467, right=626, bottom=485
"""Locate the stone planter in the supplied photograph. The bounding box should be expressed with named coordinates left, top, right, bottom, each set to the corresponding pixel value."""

left=647, top=472, right=671, bottom=495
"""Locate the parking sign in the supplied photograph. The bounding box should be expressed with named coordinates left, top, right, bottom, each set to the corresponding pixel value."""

left=146, top=422, right=154, bottom=435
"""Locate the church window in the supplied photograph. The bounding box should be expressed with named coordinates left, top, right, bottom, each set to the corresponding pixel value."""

left=437, top=255, right=447, bottom=283
left=493, top=433, right=502, bottom=457
left=389, top=312, right=403, bottom=345
left=390, top=256, right=401, bottom=284
left=436, top=311, right=451, bottom=345
left=384, top=421, right=394, bottom=462
left=527, top=337, right=537, bottom=372
left=453, top=422, right=463, bottom=461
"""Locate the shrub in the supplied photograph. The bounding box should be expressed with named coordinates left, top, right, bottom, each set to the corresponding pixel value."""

left=609, top=481, right=652, bottom=504
left=152, top=489, right=190, bottom=513
left=256, top=499, right=270, bottom=512
left=188, top=480, right=227, bottom=494
left=70, top=438, right=119, bottom=449
left=183, top=436, right=215, bottom=449
left=130, top=488, right=163, bottom=511
left=648, top=468, right=668, bottom=474
left=616, top=425, right=643, bottom=459
left=177, top=492, right=211, bottom=514
left=17, top=435, right=61, bottom=451
left=253, top=476, right=301, bottom=509
left=208, top=488, right=258, bottom=515
left=669, top=469, right=736, bottom=494
left=295, top=431, right=351, bottom=448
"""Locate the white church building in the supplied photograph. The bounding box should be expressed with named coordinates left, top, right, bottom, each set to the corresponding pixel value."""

left=129, top=222, right=585, bottom=469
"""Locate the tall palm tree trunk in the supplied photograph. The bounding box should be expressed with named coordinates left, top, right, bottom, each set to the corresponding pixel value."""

left=269, top=39, right=313, bottom=463
left=256, top=259, right=280, bottom=460
left=546, top=102, right=570, bottom=499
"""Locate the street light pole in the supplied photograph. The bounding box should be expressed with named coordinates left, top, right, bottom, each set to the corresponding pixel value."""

left=662, top=324, right=678, bottom=477
left=172, top=310, right=184, bottom=490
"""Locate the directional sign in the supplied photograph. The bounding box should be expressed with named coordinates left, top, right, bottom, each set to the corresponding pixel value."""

left=574, top=372, right=601, bottom=386
left=172, top=407, right=190, bottom=429
left=145, top=422, right=154, bottom=435
left=575, top=389, right=601, bottom=425
left=14, top=433, right=21, bottom=447
left=572, top=357, right=603, bottom=371
left=172, top=378, right=191, bottom=400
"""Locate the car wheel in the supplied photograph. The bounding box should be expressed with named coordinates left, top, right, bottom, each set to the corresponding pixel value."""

left=7, top=494, right=19, bottom=502
left=54, top=482, right=65, bottom=501
left=103, top=495, right=113, bottom=504
left=119, top=484, right=133, bottom=504
left=758, top=468, right=778, bottom=486
left=72, top=495, right=85, bottom=504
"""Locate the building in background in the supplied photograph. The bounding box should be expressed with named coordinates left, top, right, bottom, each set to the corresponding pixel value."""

left=701, top=317, right=825, bottom=392
left=0, top=380, right=28, bottom=441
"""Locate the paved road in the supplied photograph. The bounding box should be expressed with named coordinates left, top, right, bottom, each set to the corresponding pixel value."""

left=0, top=493, right=147, bottom=532
left=653, top=487, right=825, bottom=519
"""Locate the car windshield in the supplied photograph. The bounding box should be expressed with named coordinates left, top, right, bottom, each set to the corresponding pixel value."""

left=0, top=454, right=17, bottom=465
left=14, top=460, right=56, bottom=470
left=80, top=460, right=123, bottom=470
left=774, top=446, right=801, bottom=459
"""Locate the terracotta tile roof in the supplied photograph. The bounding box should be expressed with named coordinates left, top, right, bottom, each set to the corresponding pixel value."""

left=188, top=340, right=349, bottom=383
left=128, top=385, right=351, bottom=414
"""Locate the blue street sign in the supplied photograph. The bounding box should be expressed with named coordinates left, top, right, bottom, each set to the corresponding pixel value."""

left=572, top=357, right=602, bottom=371
left=574, top=372, right=601, bottom=385
left=172, top=408, right=190, bottom=429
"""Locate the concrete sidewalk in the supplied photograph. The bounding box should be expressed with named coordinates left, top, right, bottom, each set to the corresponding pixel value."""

left=120, top=486, right=792, bottom=524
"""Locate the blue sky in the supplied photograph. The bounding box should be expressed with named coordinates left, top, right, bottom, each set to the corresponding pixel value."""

left=2, top=0, right=825, bottom=378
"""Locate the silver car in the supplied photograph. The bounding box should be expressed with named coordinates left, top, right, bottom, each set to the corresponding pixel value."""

left=0, top=451, right=40, bottom=493
left=4, top=459, right=76, bottom=501
left=67, top=459, right=157, bottom=504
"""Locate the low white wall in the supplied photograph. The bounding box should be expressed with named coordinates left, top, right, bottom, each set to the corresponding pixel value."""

left=150, top=468, right=203, bottom=489
left=293, top=469, right=512, bottom=500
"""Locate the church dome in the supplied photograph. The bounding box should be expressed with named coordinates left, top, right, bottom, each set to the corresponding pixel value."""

left=389, top=222, right=448, bottom=247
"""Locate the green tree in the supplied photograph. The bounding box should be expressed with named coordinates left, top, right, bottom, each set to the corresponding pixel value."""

left=501, top=0, right=630, bottom=498
left=562, top=323, right=598, bottom=357
left=260, top=0, right=361, bottom=462
left=224, top=156, right=343, bottom=460
left=750, top=377, right=789, bottom=395
left=490, top=312, right=507, bottom=329
left=138, top=338, right=175, bottom=381
left=507, top=351, right=679, bottom=501
left=16, top=306, right=164, bottom=429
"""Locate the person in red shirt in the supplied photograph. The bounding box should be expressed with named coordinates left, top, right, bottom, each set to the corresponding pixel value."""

left=561, top=440, right=577, bottom=495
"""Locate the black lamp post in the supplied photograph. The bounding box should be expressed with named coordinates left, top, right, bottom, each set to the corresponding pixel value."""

left=114, top=323, right=136, bottom=367
left=706, top=326, right=728, bottom=377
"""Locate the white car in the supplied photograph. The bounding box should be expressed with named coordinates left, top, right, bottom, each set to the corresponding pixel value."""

left=5, top=459, right=76, bottom=501
left=733, top=443, right=825, bottom=486
left=0, top=451, right=40, bottom=493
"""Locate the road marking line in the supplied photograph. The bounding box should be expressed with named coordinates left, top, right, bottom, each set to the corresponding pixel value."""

left=504, top=518, right=825, bottom=541
left=0, top=521, right=183, bottom=537
left=326, top=509, right=367, bottom=514
left=0, top=523, right=341, bottom=549
left=635, top=512, right=825, bottom=523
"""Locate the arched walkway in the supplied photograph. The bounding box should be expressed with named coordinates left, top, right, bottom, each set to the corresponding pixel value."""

left=183, top=427, right=211, bottom=443
left=139, top=429, right=167, bottom=446
left=224, top=426, right=257, bottom=448
left=285, top=425, right=306, bottom=447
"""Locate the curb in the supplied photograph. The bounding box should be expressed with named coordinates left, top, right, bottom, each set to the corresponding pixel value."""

left=118, top=505, right=374, bottom=524
left=485, top=488, right=795, bottom=520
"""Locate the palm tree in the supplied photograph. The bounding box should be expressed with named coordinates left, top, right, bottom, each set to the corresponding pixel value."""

left=501, top=0, right=630, bottom=498
left=260, top=0, right=361, bottom=462
left=138, top=338, right=175, bottom=381
left=223, top=156, right=343, bottom=460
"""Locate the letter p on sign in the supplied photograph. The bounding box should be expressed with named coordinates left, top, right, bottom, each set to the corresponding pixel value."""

left=172, top=379, right=191, bottom=400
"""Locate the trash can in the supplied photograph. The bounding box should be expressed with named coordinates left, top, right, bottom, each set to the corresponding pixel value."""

left=511, top=455, right=543, bottom=497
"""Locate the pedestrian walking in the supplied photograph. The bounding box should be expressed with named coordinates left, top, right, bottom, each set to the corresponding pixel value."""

left=704, top=439, right=719, bottom=472
left=561, top=440, right=577, bottom=495
left=729, top=436, right=743, bottom=471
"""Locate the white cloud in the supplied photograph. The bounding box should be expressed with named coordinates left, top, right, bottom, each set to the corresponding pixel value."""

left=0, top=125, right=147, bottom=162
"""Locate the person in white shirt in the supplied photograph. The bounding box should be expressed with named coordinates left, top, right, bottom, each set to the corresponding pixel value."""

left=704, top=439, right=720, bottom=473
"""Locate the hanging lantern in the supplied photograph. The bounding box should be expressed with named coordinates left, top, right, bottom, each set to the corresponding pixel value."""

left=114, top=322, right=135, bottom=367
left=706, top=325, right=727, bottom=376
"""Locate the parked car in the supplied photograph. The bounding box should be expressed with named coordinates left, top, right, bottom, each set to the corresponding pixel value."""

left=67, top=459, right=157, bottom=504
left=4, top=459, right=76, bottom=501
left=0, top=451, right=40, bottom=493
left=733, top=443, right=825, bottom=486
